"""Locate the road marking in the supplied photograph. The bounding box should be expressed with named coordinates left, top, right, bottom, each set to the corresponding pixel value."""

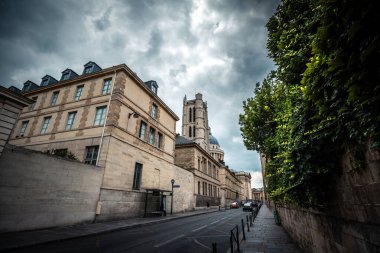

left=210, top=219, right=220, bottom=224
left=192, top=225, right=207, bottom=232
left=193, top=238, right=212, bottom=251
left=153, top=234, right=185, bottom=248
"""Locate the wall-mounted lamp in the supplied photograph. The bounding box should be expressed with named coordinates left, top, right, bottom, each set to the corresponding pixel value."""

left=128, top=112, right=140, bottom=119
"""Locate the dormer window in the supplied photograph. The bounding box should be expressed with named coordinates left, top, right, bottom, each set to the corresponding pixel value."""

left=84, top=65, right=92, bottom=74
left=151, top=85, right=157, bottom=94
left=62, top=73, right=69, bottom=81
left=41, top=79, right=49, bottom=86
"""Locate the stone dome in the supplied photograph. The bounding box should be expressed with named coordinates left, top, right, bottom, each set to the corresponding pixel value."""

left=209, top=134, right=220, bottom=146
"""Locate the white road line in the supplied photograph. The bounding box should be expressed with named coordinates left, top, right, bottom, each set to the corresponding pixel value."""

left=210, top=219, right=220, bottom=225
left=193, top=238, right=212, bottom=251
left=192, top=225, right=207, bottom=232
left=153, top=234, right=185, bottom=248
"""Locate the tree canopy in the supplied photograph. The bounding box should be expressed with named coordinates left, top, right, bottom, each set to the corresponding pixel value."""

left=239, top=0, right=380, bottom=207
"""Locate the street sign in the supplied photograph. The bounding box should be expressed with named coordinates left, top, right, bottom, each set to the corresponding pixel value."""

left=173, top=185, right=180, bottom=188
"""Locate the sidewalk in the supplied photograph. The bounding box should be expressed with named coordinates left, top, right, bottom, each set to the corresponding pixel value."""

left=0, top=207, right=219, bottom=252
left=240, top=204, right=302, bottom=253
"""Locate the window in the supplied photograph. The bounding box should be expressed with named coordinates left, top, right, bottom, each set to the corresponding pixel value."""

left=102, top=79, right=112, bottom=95
left=94, top=106, right=107, bottom=126
left=74, top=85, right=84, bottom=101
left=151, top=104, right=158, bottom=119
left=157, top=133, right=163, bottom=148
left=66, top=111, right=77, bottom=130
left=192, top=107, right=196, bottom=122
left=20, top=121, right=29, bottom=136
left=132, top=162, right=143, bottom=190
left=84, top=146, right=99, bottom=165
left=189, top=108, right=192, bottom=122
left=51, top=91, right=59, bottom=106
left=189, top=126, right=192, bottom=138
left=84, top=66, right=92, bottom=74
left=193, top=126, right=195, bottom=137
left=198, top=181, right=201, bottom=194
left=40, top=116, right=51, bottom=134
left=62, top=73, right=69, bottom=81
left=149, top=127, right=155, bottom=145
left=151, top=85, right=157, bottom=94
left=41, top=79, right=49, bottom=86
left=139, top=121, right=147, bottom=140
left=30, top=96, right=38, bottom=110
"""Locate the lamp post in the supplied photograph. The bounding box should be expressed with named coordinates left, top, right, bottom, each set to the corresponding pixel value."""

left=171, top=179, right=175, bottom=215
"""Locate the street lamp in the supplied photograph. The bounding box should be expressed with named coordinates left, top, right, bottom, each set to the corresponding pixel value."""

left=171, top=179, right=175, bottom=215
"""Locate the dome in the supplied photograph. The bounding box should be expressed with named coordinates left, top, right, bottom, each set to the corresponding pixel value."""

left=209, top=134, right=220, bottom=146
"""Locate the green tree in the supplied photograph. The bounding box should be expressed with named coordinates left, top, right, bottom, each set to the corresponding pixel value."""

left=240, top=0, right=380, bottom=207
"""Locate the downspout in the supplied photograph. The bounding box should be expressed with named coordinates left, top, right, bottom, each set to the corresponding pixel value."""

left=93, top=70, right=117, bottom=223
left=96, top=70, right=117, bottom=166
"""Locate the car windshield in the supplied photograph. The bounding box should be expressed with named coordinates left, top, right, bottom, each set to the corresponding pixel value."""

left=244, top=202, right=251, bottom=206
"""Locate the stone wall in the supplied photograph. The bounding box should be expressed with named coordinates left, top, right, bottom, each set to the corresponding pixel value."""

left=96, top=136, right=195, bottom=221
left=0, top=145, right=103, bottom=232
left=272, top=144, right=380, bottom=253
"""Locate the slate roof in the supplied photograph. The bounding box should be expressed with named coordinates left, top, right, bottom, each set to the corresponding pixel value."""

left=175, top=135, right=194, bottom=145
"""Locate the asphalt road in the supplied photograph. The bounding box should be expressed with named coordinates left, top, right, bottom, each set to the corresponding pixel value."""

left=8, top=208, right=252, bottom=253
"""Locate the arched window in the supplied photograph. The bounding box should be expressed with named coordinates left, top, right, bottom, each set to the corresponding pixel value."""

left=193, top=126, right=196, bottom=137
left=193, top=107, right=196, bottom=122
left=189, top=108, right=192, bottom=122
left=189, top=126, right=192, bottom=137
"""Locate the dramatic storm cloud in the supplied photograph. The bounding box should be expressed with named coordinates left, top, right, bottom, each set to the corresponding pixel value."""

left=0, top=0, right=280, bottom=187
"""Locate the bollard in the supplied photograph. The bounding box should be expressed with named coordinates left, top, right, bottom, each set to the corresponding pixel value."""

left=212, top=242, right=217, bottom=253
left=241, top=219, right=246, bottom=240
left=250, top=214, right=253, bottom=226
left=246, top=216, right=250, bottom=232
left=230, top=231, right=234, bottom=253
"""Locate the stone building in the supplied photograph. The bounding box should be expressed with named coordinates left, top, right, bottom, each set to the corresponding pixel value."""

left=175, top=135, right=221, bottom=207
left=235, top=171, right=252, bottom=201
left=0, top=86, right=32, bottom=156
left=175, top=93, right=244, bottom=207
left=8, top=62, right=194, bottom=220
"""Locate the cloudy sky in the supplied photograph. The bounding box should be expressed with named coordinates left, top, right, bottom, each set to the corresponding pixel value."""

left=0, top=0, right=279, bottom=188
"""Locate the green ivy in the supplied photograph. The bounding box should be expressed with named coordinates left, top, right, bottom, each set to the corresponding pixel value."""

left=239, top=0, right=380, bottom=207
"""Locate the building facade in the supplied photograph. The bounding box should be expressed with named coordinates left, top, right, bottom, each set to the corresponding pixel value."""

left=176, top=93, right=247, bottom=207
left=8, top=62, right=194, bottom=220
left=0, top=86, right=32, bottom=156
left=235, top=171, right=252, bottom=201
left=175, top=135, right=221, bottom=207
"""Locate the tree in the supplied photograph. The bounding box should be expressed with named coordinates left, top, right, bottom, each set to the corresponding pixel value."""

left=240, top=0, right=380, bottom=207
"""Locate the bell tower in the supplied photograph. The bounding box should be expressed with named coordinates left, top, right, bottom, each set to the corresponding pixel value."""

left=182, top=93, right=209, bottom=151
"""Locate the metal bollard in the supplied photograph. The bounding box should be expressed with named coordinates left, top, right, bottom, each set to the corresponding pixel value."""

left=246, top=216, right=250, bottom=232
left=212, top=242, right=217, bottom=253
left=241, top=219, right=246, bottom=240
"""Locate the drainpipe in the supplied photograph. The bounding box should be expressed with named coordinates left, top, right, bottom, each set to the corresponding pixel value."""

left=93, top=70, right=117, bottom=223
left=96, top=70, right=117, bottom=166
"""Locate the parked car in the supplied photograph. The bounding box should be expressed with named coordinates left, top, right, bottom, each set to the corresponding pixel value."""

left=230, top=202, right=239, bottom=209
left=243, top=202, right=258, bottom=212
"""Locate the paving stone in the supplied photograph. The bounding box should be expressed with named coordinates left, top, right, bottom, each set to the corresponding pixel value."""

left=240, top=204, right=302, bottom=253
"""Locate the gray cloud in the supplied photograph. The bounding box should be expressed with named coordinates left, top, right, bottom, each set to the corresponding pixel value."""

left=0, top=0, right=280, bottom=187
left=94, top=8, right=112, bottom=31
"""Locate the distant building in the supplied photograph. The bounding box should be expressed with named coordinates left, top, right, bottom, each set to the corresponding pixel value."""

left=252, top=187, right=265, bottom=201
left=175, top=93, right=246, bottom=207
left=235, top=171, right=252, bottom=200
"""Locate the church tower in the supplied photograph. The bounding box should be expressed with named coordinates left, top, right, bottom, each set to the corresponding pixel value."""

left=182, top=93, right=210, bottom=151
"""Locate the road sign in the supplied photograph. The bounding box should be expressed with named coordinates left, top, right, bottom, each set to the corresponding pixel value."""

left=173, top=185, right=180, bottom=188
